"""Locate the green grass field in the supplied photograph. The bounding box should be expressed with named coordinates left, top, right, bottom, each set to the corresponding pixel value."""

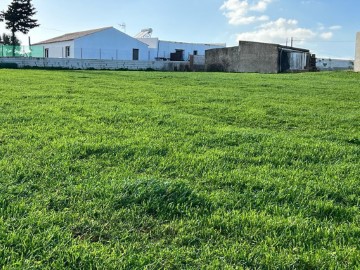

left=0, top=69, right=359, bottom=269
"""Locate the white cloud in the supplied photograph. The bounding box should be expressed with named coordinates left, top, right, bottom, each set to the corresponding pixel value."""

left=329, top=25, right=342, bottom=30
left=250, top=0, right=273, bottom=12
left=320, top=32, right=333, bottom=40
left=317, top=23, right=325, bottom=31
left=318, top=24, right=341, bottom=32
left=221, top=1, right=338, bottom=45
left=236, top=18, right=316, bottom=44
left=230, top=15, right=269, bottom=25
left=221, top=0, right=273, bottom=25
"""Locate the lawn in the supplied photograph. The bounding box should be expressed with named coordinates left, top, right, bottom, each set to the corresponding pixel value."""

left=0, top=69, right=359, bottom=269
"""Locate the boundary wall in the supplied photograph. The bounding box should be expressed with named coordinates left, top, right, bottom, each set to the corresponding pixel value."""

left=1, top=56, right=355, bottom=72
left=316, top=58, right=354, bottom=71
left=0, top=57, right=191, bottom=71
left=355, top=33, right=360, bottom=72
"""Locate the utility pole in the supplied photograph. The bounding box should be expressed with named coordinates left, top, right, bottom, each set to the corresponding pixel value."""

left=291, top=37, right=294, bottom=47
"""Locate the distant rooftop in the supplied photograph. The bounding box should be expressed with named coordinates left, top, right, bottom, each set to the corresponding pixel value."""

left=34, top=27, right=113, bottom=45
left=137, top=37, right=226, bottom=47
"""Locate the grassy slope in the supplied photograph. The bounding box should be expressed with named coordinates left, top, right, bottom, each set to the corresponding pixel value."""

left=0, top=69, right=359, bottom=269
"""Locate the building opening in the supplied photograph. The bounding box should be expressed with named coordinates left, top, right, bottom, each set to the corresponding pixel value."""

left=133, top=49, right=139, bottom=60
left=170, top=49, right=184, bottom=61
left=65, top=46, right=70, bottom=58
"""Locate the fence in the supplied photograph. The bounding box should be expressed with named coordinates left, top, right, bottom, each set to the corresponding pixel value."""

left=0, top=45, right=44, bottom=58
left=43, top=47, right=154, bottom=61
left=0, top=45, right=207, bottom=62
left=73, top=47, right=141, bottom=61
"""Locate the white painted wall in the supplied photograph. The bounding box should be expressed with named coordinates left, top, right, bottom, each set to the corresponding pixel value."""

left=138, top=38, right=226, bottom=60
left=137, top=38, right=159, bottom=49
left=355, top=32, right=360, bottom=72
left=74, top=28, right=149, bottom=60
left=40, top=40, right=74, bottom=58
left=288, top=52, right=308, bottom=71
left=137, top=38, right=159, bottom=60
left=36, top=28, right=150, bottom=61
left=316, top=58, right=354, bottom=71
left=157, top=41, right=225, bottom=60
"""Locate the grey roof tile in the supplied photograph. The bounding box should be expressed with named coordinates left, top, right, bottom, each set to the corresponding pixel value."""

left=34, top=27, right=112, bottom=45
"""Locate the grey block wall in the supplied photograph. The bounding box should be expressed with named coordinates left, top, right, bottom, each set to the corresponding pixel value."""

left=0, top=58, right=191, bottom=71
left=205, top=46, right=240, bottom=72
left=355, top=32, right=360, bottom=72
left=206, top=41, right=280, bottom=73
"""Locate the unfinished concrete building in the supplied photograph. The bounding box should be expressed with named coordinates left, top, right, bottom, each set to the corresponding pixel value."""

left=355, top=32, right=360, bottom=72
left=205, top=41, right=315, bottom=73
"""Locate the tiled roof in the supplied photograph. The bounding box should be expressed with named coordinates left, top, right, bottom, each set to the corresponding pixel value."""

left=34, top=27, right=112, bottom=45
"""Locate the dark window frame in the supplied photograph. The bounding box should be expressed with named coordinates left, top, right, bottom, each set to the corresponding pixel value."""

left=65, top=46, right=70, bottom=58
left=133, top=48, right=139, bottom=60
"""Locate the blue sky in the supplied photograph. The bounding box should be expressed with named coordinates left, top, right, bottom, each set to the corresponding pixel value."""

left=0, top=0, right=358, bottom=58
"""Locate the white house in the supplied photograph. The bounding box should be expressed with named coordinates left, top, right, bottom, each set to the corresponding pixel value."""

left=34, top=26, right=226, bottom=62
left=34, top=27, right=150, bottom=60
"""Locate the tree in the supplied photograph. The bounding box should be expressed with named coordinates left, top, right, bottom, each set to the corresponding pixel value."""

left=0, top=34, right=21, bottom=56
left=1, top=0, right=39, bottom=56
left=0, top=33, right=21, bottom=46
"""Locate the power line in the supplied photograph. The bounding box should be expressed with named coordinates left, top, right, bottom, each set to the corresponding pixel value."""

left=38, top=27, right=66, bottom=33
left=298, top=40, right=355, bottom=43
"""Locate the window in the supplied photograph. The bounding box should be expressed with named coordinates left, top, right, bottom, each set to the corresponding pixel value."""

left=44, top=48, right=49, bottom=58
left=132, top=49, right=139, bottom=60
left=193, top=50, right=198, bottom=56
left=65, top=46, right=70, bottom=58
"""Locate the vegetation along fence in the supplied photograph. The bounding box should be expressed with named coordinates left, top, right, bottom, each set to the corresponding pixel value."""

left=0, top=45, right=44, bottom=58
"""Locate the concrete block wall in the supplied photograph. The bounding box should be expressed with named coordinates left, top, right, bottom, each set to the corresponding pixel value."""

left=205, top=41, right=280, bottom=73
left=355, top=32, right=360, bottom=72
left=0, top=57, right=190, bottom=71
left=190, top=55, right=205, bottom=71
left=205, top=46, right=240, bottom=72
left=237, top=41, right=279, bottom=73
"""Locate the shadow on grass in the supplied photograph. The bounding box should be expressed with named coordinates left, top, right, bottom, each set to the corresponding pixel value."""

left=346, top=138, right=360, bottom=145
left=113, top=179, right=213, bottom=220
